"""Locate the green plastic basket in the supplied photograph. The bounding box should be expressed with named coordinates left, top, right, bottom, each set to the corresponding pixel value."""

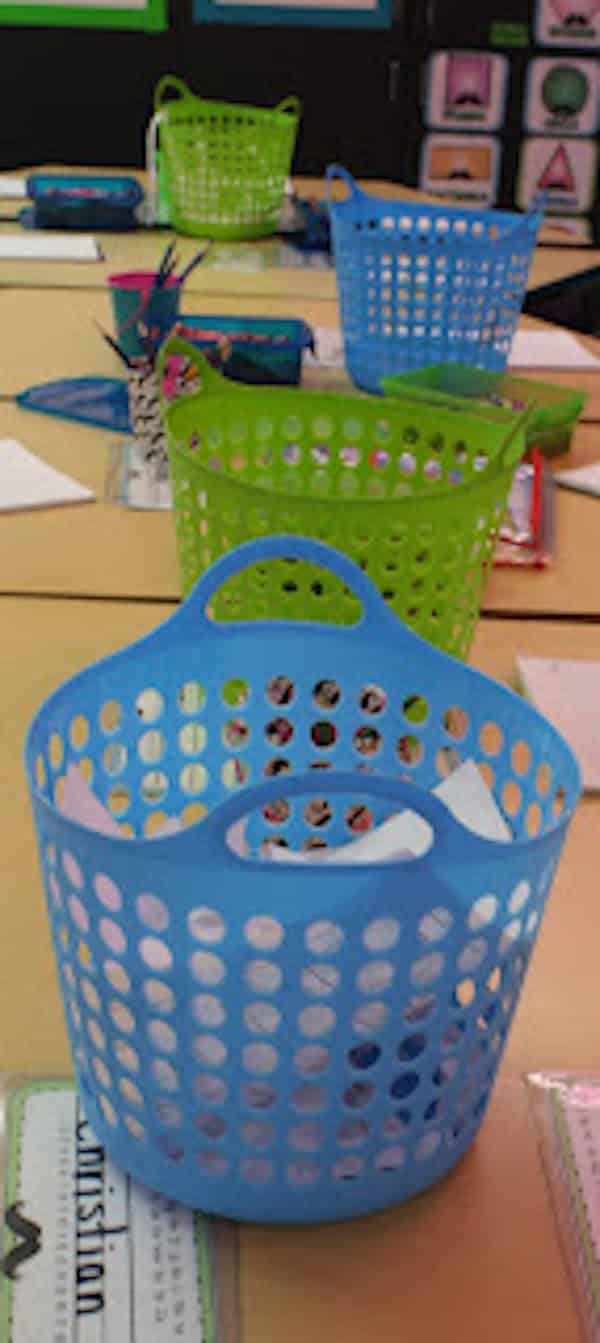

left=159, top=338, right=528, bottom=659
left=150, top=76, right=301, bottom=240
left=383, top=364, right=586, bottom=460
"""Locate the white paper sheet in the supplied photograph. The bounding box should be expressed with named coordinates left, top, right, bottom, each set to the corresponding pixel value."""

left=555, top=462, right=600, bottom=498
left=0, top=175, right=27, bottom=199
left=509, top=329, right=600, bottom=371
left=0, top=232, right=101, bottom=261
left=0, top=439, right=94, bottom=512
left=516, top=655, right=600, bottom=791
left=306, top=326, right=600, bottom=373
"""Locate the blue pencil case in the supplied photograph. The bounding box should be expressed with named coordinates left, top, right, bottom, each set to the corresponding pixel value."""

left=25, top=174, right=144, bottom=231
left=174, top=315, right=315, bottom=386
left=17, top=377, right=131, bottom=433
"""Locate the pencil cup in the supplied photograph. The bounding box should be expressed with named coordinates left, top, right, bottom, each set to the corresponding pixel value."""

left=108, top=270, right=180, bottom=360
left=127, top=359, right=169, bottom=480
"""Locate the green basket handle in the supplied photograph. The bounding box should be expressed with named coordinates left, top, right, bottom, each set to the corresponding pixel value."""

left=154, top=75, right=195, bottom=113
left=501, top=412, right=531, bottom=469
left=157, top=336, right=230, bottom=408
left=275, top=95, right=302, bottom=118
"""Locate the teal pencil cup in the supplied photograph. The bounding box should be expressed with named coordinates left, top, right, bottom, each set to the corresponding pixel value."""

left=108, top=270, right=181, bottom=359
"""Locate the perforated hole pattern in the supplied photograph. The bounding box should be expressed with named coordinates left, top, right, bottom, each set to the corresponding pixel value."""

left=27, top=615, right=576, bottom=1219
left=161, top=100, right=299, bottom=237
left=328, top=190, right=539, bottom=394
left=168, top=390, right=515, bottom=658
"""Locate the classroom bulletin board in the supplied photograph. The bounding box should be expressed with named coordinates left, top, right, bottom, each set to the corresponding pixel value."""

left=193, top=0, right=392, bottom=28
left=0, top=0, right=167, bottom=28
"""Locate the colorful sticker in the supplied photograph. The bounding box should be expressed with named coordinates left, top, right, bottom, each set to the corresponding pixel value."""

left=425, top=51, right=508, bottom=130
left=524, top=57, right=599, bottom=134
left=535, top=0, right=600, bottom=46
left=0, top=1081, right=215, bottom=1343
left=489, top=20, right=529, bottom=45
left=517, top=136, right=598, bottom=212
left=419, top=134, right=500, bottom=205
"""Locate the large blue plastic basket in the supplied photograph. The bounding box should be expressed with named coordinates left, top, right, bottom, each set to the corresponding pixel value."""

left=326, top=165, right=543, bottom=395
left=25, top=537, right=580, bottom=1224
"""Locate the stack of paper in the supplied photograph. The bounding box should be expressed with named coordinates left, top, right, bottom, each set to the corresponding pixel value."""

left=0, top=232, right=101, bottom=262
left=554, top=463, right=600, bottom=499
left=0, top=175, right=26, bottom=199
left=509, top=329, right=600, bottom=371
left=305, top=327, right=600, bottom=373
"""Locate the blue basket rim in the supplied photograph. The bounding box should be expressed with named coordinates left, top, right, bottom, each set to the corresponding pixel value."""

left=324, top=164, right=543, bottom=240
left=24, top=536, right=581, bottom=865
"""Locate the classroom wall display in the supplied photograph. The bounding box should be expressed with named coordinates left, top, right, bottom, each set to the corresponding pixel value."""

left=524, top=57, right=599, bottom=133
left=399, top=0, right=600, bottom=244
left=517, top=135, right=598, bottom=212
left=424, top=51, right=509, bottom=131
left=0, top=0, right=166, bottom=28
left=192, top=0, right=392, bottom=27
left=419, top=134, right=501, bottom=204
left=535, top=0, right=600, bottom=47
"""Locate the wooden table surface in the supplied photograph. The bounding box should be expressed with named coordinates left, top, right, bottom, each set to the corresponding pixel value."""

left=2, top=162, right=600, bottom=1343
left=2, top=391, right=600, bottom=621
left=0, top=164, right=597, bottom=303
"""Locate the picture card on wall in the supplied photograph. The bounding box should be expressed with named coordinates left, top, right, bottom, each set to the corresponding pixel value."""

left=419, top=135, right=500, bottom=206
left=425, top=51, right=508, bottom=132
left=524, top=57, right=599, bottom=135
left=535, top=0, right=600, bottom=46
left=517, top=137, right=597, bottom=213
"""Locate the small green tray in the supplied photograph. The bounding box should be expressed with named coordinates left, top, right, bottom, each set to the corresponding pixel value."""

left=383, top=364, right=586, bottom=459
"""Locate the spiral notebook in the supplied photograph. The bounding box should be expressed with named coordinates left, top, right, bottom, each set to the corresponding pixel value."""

left=527, top=1073, right=600, bottom=1341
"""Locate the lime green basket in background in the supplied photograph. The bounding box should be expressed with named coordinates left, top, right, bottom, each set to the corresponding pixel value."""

left=149, top=76, right=301, bottom=240
left=158, top=338, right=528, bottom=659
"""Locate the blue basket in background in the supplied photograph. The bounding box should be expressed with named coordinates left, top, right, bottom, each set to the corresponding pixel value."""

left=326, top=165, right=542, bottom=395
left=25, top=537, right=579, bottom=1224
left=174, top=315, right=314, bottom=386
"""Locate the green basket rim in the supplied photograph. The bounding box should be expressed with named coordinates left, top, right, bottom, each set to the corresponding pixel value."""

left=383, top=366, right=586, bottom=433
left=166, top=426, right=521, bottom=512
left=160, top=94, right=301, bottom=127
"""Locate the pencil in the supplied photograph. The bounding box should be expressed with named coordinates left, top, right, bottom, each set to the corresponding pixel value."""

left=93, top=320, right=133, bottom=368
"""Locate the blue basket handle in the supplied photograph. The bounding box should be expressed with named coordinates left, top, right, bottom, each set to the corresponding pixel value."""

left=198, top=769, right=478, bottom=868
left=172, top=535, right=404, bottom=641
left=324, top=164, right=363, bottom=205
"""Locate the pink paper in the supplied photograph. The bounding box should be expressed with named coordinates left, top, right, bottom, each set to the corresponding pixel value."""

left=59, top=764, right=182, bottom=838
left=60, top=764, right=122, bottom=836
